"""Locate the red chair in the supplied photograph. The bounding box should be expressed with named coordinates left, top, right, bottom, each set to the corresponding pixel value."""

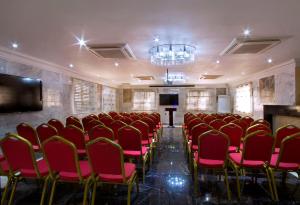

left=16, top=123, right=41, bottom=151
left=188, top=123, right=212, bottom=170
left=220, top=123, right=243, bottom=153
left=233, top=114, right=242, bottom=119
left=118, top=126, right=149, bottom=183
left=98, top=112, right=109, bottom=119
left=48, top=119, right=64, bottom=134
left=268, top=133, right=300, bottom=201
left=223, top=116, right=237, bottom=124
left=84, top=120, right=103, bottom=133
left=66, top=116, right=80, bottom=122
left=231, top=119, right=248, bottom=135
left=121, top=116, right=134, bottom=125
left=240, top=116, right=254, bottom=128
left=99, top=116, right=114, bottom=127
left=203, top=115, right=217, bottom=124
left=193, top=130, right=231, bottom=199
left=130, top=115, right=140, bottom=121
left=141, top=117, right=157, bottom=141
left=86, top=138, right=139, bottom=205
left=0, top=133, right=49, bottom=205
left=110, top=120, right=127, bottom=141
left=82, top=116, right=95, bottom=131
left=60, top=125, right=86, bottom=157
left=89, top=125, right=114, bottom=141
left=251, top=119, right=271, bottom=128
left=229, top=130, right=274, bottom=200
left=0, top=155, right=9, bottom=205
left=185, top=118, right=203, bottom=139
left=36, top=123, right=58, bottom=143
left=209, top=119, right=226, bottom=130
left=88, top=114, right=98, bottom=120
left=42, top=136, right=92, bottom=205
left=66, top=117, right=84, bottom=130
left=274, top=124, right=300, bottom=154
left=108, top=111, right=118, bottom=118
left=246, top=124, right=272, bottom=135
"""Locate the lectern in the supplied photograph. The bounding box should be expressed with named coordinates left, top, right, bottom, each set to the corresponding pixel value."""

left=165, top=107, right=177, bottom=127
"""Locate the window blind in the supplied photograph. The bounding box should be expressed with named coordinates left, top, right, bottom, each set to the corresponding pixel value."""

left=235, top=83, right=252, bottom=114
left=186, top=90, right=213, bottom=111
left=133, top=90, right=156, bottom=111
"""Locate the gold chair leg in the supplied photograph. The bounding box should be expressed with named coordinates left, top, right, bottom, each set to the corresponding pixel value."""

left=8, top=177, right=18, bottom=205
left=48, top=179, right=57, bottom=205
left=142, top=156, right=146, bottom=184
left=40, top=176, right=50, bottom=205
left=224, top=168, right=231, bottom=201
left=83, top=178, right=91, bottom=205
left=91, top=181, right=97, bottom=205
left=127, top=181, right=133, bottom=205
left=269, top=168, right=278, bottom=201
left=1, top=176, right=12, bottom=205
left=265, top=167, right=275, bottom=201
left=193, top=161, right=198, bottom=195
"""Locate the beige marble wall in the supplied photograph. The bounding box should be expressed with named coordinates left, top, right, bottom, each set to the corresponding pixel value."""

left=274, top=115, right=300, bottom=130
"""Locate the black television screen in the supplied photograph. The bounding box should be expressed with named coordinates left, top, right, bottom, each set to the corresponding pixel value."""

left=159, top=94, right=179, bottom=106
left=0, top=74, right=43, bottom=113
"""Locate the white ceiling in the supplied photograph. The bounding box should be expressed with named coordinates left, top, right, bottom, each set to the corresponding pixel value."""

left=0, top=0, right=300, bottom=85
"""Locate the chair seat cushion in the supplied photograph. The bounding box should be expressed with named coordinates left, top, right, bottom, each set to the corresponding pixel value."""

left=273, top=148, right=280, bottom=154
left=270, top=154, right=299, bottom=170
left=33, top=145, right=40, bottom=152
left=78, top=149, right=86, bottom=157
left=229, top=153, right=265, bottom=168
left=123, top=146, right=148, bottom=158
left=142, top=140, right=150, bottom=145
left=21, top=159, right=49, bottom=178
left=60, top=161, right=91, bottom=181
left=99, top=163, right=136, bottom=183
left=194, top=153, right=225, bottom=168
left=228, top=146, right=238, bottom=153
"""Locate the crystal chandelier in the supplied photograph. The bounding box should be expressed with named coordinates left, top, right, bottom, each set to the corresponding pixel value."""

left=150, top=44, right=196, bottom=66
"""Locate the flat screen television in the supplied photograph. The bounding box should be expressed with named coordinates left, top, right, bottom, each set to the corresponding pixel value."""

left=0, top=74, right=43, bottom=113
left=159, top=94, right=179, bottom=106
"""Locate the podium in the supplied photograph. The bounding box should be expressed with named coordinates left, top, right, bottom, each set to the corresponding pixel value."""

left=165, top=107, right=177, bottom=127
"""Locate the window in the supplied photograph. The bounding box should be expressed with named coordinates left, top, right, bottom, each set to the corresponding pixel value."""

left=133, top=90, right=156, bottom=111
left=186, top=90, right=213, bottom=111
left=73, top=78, right=98, bottom=115
left=102, top=86, right=117, bottom=112
left=235, top=83, right=252, bottom=114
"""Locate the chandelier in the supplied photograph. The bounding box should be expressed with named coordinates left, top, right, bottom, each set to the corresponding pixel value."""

left=150, top=44, right=196, bottom=66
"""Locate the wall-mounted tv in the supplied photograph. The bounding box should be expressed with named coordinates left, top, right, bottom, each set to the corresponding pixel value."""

left=0, top=74, right=43, bottom=113
left=159, top=94, right=179, bottom=106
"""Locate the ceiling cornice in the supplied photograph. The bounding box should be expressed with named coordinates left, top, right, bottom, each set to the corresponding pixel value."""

left=0, top=46, right=118, bottom=88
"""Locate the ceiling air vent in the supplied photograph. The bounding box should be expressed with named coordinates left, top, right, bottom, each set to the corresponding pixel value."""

left=220, top=38, right=281, bottom=55
left=88, top=43, right=135, bottom=59
left=200, top=75, right=223, bottom=80
left=135, top=76, right=155, bottom=80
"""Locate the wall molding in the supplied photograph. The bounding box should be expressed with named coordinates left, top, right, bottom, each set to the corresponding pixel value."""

left=0, top=46, right=118, bottom=88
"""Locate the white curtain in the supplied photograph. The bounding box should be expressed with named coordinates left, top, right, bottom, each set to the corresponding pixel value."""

left=133, top=91, right=156, bottom=111
left=186, top=90, right=213, bottom=111
left=235, top=83, right=252, bottom=114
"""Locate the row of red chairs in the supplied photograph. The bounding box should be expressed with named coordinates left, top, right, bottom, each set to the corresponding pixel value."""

left=183, top=112, right=300, bottom=201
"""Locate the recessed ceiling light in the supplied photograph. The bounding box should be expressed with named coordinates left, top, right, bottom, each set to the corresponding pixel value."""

left=243, top=28, right=251, bottom=36
left=154, top=36, right=160, bottom=42
left=216, top=60, right=220, bottom=64
left=267, top=58, right=273, bottom=63
left=114, top=62, right=119, bottom=67
left=75, top=35, right=88, bottom=48
left=204, top=72, right=208, bottom=75
left=69, top=64, right=74, bottom=68
left=12, top=42, right=18, bottom=48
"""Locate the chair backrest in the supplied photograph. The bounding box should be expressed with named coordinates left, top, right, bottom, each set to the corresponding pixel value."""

left=85, top=120, right=103, bottom=132
left=223, top=116, right=237, bottom=123
left=0, top=133, right=40, bottom=177
left=16, top=123, right=40, bottom=147
left=233, top=114, right=242, bottom=119
left=66, top=117, right=83, bottom=130
left=275, top=124, right=300, bottom=148
left=203, top=115, right=217, bottom=124
left=108, top=111, right=118, bottom=118
left=130, top=115, right=140, bottom=121
left=246, top=124, right=272, bottom=135
left=220, top=123, right=243, bottom=147
left=276, top=133, right=300, bottom=166
left=89, top=125, right=114, bottom=141
left=231, top=119, right=248, bottom=135
left=191, top=123, right=212, bottom=146
left=88, top=114, right=98, bottom=120
left=197, top=130, right=229, bottom=163
left=98, top=112, right=109, bottom=119
left=87, top=138, right=126, bottom=182
left=110, top=120, right=127, bottom=140
left=250, top=119, right=271, bottom=128
left=141, top=117, right=155, bottom=133
left=82, top=116, right=95, bottom=131
left=240, top=116, right=254, bottom=128
left=60, top=125, right=86, bottom=150
left=48, top=119, right=64, bottom=134
left=42, top=136, right=82, bottom=179
left=99, top=116, right=114, bottom=127
left=37, top=123, right=58, bottom=143
left=131, top=120, right=150, bottom=141
left=242, top=130, right=274, bottom=162
left=118, top=126, right=142, bottom=151
left=209, top=119, right=226, bottom=130
left=187, top=118, right=203, bottom=134
left=121, top=116, right=133, bottom=125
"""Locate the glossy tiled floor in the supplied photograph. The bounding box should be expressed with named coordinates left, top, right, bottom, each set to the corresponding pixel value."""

left=6, top=127, right=300, bottom=204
